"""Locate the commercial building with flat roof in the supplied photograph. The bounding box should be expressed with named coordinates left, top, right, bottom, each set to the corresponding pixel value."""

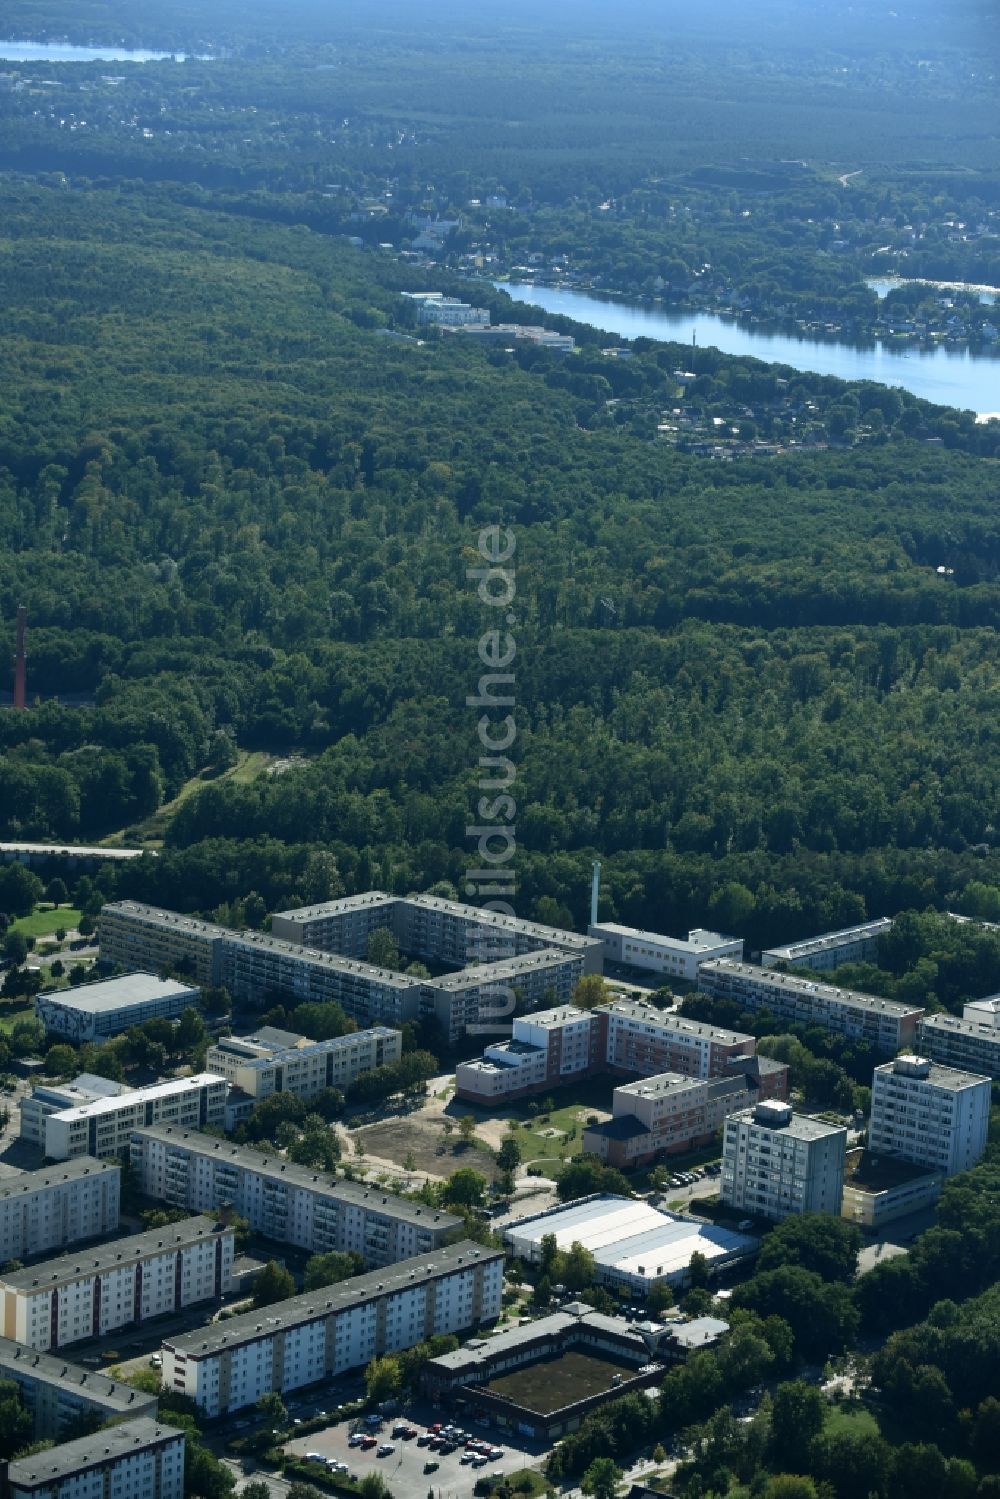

left=582, top=1057, right=789, bottom=1169
left=917, top=1011, right=1000, bottom=1077
left=205, top=1025, right=401, bottom=1102
left=130, top=1126, right=461, bottom=1265
left=43, top=1074, right=227, bottom=1162
left=869, top=1054, right=990, bottom=1176
left=761, top=918, right=893, bottom=973
left=162, top=1239, right=504, bottom=1416
left=720, top=1101, right=847, bottom=1222
left=0, top=1215, right=233, bottom=1351
left=588, top=924, right=743, bottom=981
left=697, top=960, right=922, bottom=1053
left=35, top=974, right=200, bottom=1043
left=504, top=1195, right=757, bottom=1292
left=841, top=1149, right=944, bottom=1230
left=0, top=1338, right=157, bottom=1437
left=0, top=1158, right=119, bottom=1263
left=6, top=1418, right=184, bottom=1499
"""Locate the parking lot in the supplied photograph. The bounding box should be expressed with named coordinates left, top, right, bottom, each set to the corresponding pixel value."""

left=286, top=1409, right=540, bottom=1499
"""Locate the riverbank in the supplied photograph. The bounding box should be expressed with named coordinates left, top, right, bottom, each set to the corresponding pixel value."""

left=493, top=281, right=1000, bottom=414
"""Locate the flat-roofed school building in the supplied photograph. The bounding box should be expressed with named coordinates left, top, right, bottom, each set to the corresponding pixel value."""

left=35, top=974, right=200, bottom=1044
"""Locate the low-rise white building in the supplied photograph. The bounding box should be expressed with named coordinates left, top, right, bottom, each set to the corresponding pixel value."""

left=504, top=1195, right=756, bottom=1293
left=162, top=1239, right=504, bottom=1416
left=588, top=924, right=743, bottom=981
left=20, top=1075, right=128, bottom=1150
left=205, top=1024, right=401, bottom=1101
left=6, top=1418, right=184, bottom=1499
left=761, top=918, right=893, bottom=972
left=0, top=1216, right=233, bottom=1351
left=720, top=1101, right=847, bottom=1221
left=963, top=995, right=1000, bottom=1024
left=130, top=1126, right=461, bottom=1264
left=0, top=1158, right=119, bottom=1263
left=35, top=974, right=200, bottom=1043
left=869, top=1054, right=991, bottom=1176
left=43, top=1074, right=227, bottom=1161
left=455, top=1005, right=597, bottom=1102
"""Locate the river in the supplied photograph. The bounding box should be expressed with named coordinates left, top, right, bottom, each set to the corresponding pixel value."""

left=0, top=41, right=202, bottom=61
left=498, top=282, right=1000, bottom=417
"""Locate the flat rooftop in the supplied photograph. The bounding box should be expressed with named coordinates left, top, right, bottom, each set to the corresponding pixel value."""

left=133, top=1126, right=463, bottom=1231
left=271, top=893, right=399, bottom=922
left=165, top=1240, right=503, bottom=1358
left=597, top=999, right=753, bottom=1045
left=25, top=1073, right=127, bottom=1108
left=428, top=1304, right=650, bottom=1374
left=505, top=1195, right=757, bottom=1281
left=0, top=1157, right=117, bottom=1202
left=0, top=843, right=145, bottom=861
left=616, top=1071, right=704, bottom=1100
left=100, top=902, right=232, bottom=939
left=37, top=973, right=197, bottom=1014
left=763, top=918, right=892, bottom=960
left=920, top=1012, right=1000, bottom=1038
left=519, top=1005, right=588, bottom=1028
left=8, top=1418, right=181, bottom=1486
left=700, top=960, right=923, bottom=1018
left=844, top=1148, right=941, bottom=1193
left=590, top=923, right=738, bottom=953
left=49, top=1073, right=225, bottom=1125
left=231, top=931, right=421, bottom=989
left=878, top=1054, right=992, bottom=1090
left=430, top=948, right=575, bottom=992
left=2, top=1216, right=225, bottom=1291
left=0, top=1337, right=157, bottom=1417
left=734, top=1105, right=846, bottom=1142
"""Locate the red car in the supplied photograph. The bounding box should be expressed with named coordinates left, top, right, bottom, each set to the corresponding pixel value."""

left=359, top=1436, right=378, bottom=1451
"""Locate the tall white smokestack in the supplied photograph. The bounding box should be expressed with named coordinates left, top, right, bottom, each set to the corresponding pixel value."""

left=590, top=861, right=601, bottom=929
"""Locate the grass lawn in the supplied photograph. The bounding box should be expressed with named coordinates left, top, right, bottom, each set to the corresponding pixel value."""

left=824, top=1402, right=880, bottom=1440
left=10, top=906, right=82, bottom=939
left=506, top=1078, right=615, bottom=1169
left=102, top=750, right=278, bottom=846
left=0, top=1004, right=35, bottom=1034
left=501, top=1471, right=549, bottom=1497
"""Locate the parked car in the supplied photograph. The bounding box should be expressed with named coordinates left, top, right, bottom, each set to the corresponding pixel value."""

left=424, top=1462, right=439, bottom=1475
left=359, top=1436, right=377, bottom=1450
left=376, top=1444, right=395, bottom=1458
left=472, top=1455, right=489, bottom=1467
left=417, top=1434, right=432, bottom=1447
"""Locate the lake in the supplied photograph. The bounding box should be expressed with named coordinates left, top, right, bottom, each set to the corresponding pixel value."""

left=0, top=41, right=200, bottom=62
left=499, top=282, right=1000, bottom=416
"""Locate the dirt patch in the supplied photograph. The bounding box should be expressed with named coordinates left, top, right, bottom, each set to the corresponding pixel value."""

left=355, top=1114, right=500, bottom=1181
